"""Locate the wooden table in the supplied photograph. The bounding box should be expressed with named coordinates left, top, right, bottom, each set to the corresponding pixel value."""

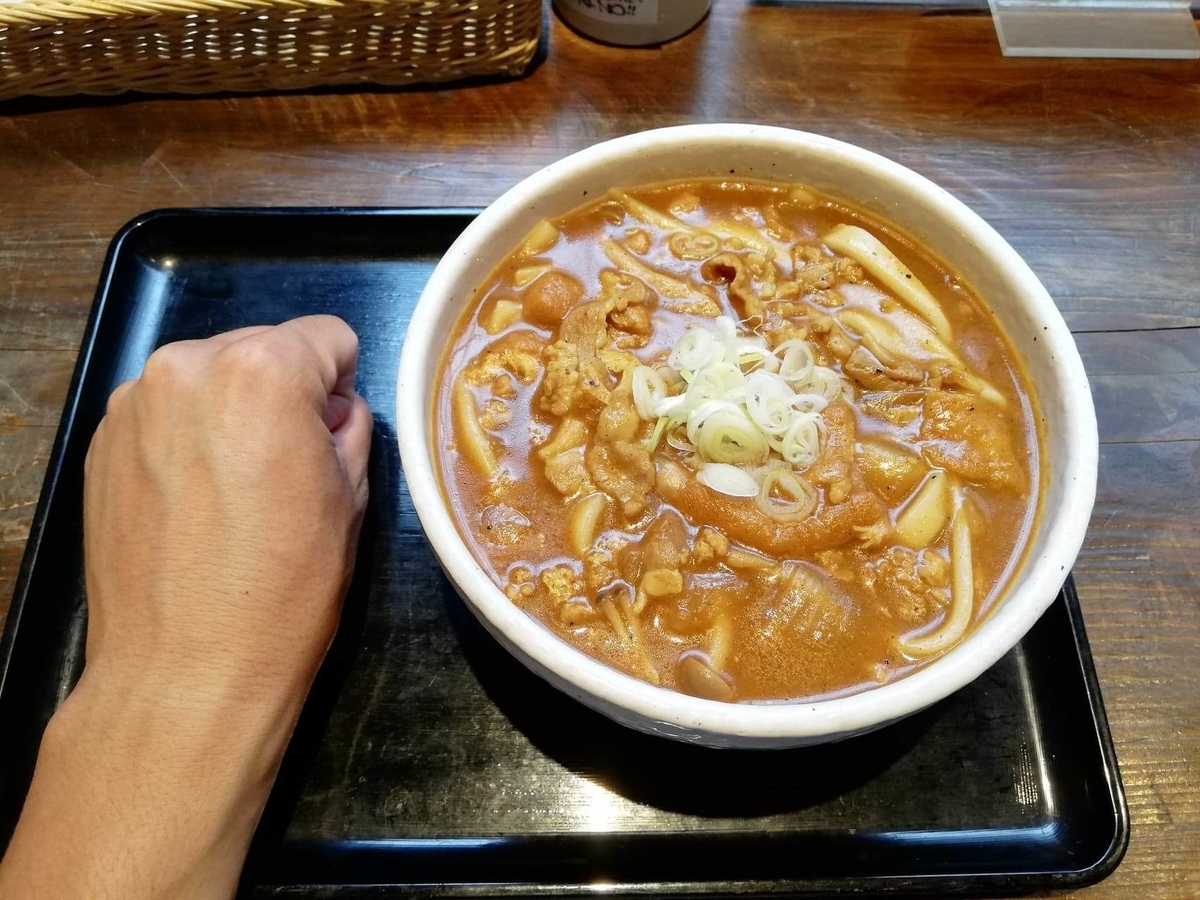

left=2, top=3, right=1197, bottom=895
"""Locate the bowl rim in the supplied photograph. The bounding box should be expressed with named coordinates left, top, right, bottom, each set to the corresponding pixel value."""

left=396, top=123, right=1098, bottom=740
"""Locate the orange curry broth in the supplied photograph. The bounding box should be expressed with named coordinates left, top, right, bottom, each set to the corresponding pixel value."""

left=434, top=178, right=1042, bottom=703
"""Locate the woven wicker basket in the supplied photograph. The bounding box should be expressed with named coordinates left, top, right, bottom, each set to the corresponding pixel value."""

left=0, top=0, right=541, bottom=100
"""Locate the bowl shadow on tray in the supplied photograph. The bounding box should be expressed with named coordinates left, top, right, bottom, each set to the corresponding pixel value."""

left=446, top=580, right=939, bottom=820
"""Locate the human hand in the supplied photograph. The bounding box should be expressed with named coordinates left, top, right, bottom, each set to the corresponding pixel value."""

left=82, top=314, right=371, bottom=710
left=0, top=316, right=372, bottom=900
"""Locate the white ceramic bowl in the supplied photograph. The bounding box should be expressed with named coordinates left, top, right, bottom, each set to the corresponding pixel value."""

left=396, top=124, right=1097, bottom=748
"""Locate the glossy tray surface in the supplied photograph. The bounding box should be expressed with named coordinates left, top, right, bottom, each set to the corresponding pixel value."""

left=0, top=210, right=1128, bottom=896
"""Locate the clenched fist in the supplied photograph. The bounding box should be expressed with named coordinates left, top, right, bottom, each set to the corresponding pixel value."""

left=0, top=316, right=372, bottom=900
left=83, top=315, right=371, bottom=703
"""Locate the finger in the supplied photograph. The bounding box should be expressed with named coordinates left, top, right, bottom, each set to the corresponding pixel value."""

left=268, top=316, right=360, bottom=405
left=332, top=393, right=373, bottom=510
left=324, top=391, right=355, bottom=432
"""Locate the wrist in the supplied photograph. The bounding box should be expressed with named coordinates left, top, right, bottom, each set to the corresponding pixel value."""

left=1, top=663, right=302, bottom=900
left=54, top=657, right=303, bottom=806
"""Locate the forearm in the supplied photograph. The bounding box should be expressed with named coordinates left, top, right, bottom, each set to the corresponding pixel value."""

left=0, top=665, right=301, bottom=900
left=0, top=318, right=368, bottom=900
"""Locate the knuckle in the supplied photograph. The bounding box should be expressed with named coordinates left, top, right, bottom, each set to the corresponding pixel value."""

left=217, top=336, right=285, bottom=381
left=141, top=343, right=190, bottom=383
left=104, top=380, right=136, bottom=416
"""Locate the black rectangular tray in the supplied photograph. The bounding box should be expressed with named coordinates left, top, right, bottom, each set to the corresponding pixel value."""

left=0, top=209, right=1129, bottom=897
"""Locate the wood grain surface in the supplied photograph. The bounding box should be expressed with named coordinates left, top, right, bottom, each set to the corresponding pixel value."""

left=1, top=3, right=1198, bottom=896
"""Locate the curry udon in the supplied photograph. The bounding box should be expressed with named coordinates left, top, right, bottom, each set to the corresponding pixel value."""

left=435, top=179, right=1040, bottom=703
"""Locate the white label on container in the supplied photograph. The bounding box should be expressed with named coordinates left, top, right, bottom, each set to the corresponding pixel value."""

left=563, top=0, right=659, bottom=25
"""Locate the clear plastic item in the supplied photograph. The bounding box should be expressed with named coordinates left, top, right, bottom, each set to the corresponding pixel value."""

left=990, top=0, right=1200, bottom=59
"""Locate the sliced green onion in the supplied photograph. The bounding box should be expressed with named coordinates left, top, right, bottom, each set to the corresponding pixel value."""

left=743, top=371, right=795, bottom=435
left=794, top=366, right=846, bottom=402
left=669, top=328, right=721, bottom=371
left=653, top=394, right=689, bottom=418
left=780, top=413, right=821, bottom=467
left=775, top=339, right=816, bottom=384
left=666, top=430, right=696, bottom=453
left=736, top=338, right=777, bottom=372
left=645, top=416, right=670, bottom=453
left=632, top=366, right=668, bottom=420
left=685, top=399, right=739, bottom=445
left=697, top=463, right=760, bottom=498
left=692, top=406, right=769, bottom=465
left=789, top=392, right=830, bottom=415
left=757, top=469, right=818, bottom=522
left=714, top=316, right=740, bottom=363
left=634, top=317, right=838, bottom=497
left=686, top=361, right=744, bottom=407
